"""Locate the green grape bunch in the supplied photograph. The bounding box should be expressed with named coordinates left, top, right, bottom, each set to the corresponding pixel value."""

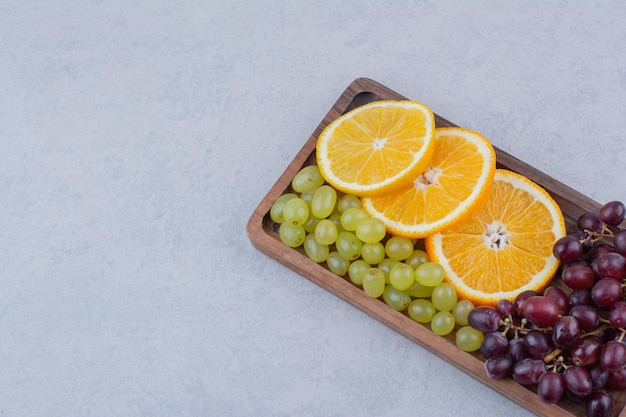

left=270, top=165, right=478, bottom=352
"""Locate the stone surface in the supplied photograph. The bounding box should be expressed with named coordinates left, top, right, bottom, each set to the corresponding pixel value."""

left=2, top=2, right=626, bottom=416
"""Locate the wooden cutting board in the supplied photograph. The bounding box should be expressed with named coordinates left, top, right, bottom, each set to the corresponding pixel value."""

left=247, top=77, right=625, bottom=417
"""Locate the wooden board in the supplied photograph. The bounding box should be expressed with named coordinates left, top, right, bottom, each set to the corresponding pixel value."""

left=246, top=77, right=626, bottom=417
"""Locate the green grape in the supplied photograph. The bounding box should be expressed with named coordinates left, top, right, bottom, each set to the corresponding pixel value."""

left=361, top=242, right=386, bottom=265
left=415, top=262, right=445, bottom=287
left=348, top=259, right=370, bottom=285
left=389, top=263, right=415, bottom=291
left=407, top=282, right=435, bottom=298
left=431, top=311, right=455, bottom=336
left=300, top=187, right=318, bottom=208
left=302, top=216, right=320, bottom=234
left=452, top=299, right=475, bottom=326
left=328, top=213, right=345, bottom=234
left=314, top=219, right=338, bottom=245
left=382, top=285, right=411, bottom=311
left=385, top=236, right=414, bottom=261
left=291, top=165, right=325, bottom=193
left=327, top=251, right=350, bottom=276
left=270, top=193, right=297, bottom=223
left=405, top=249, right=429, bottom=270
left=303, top=234, right=329, bottom=263
left=340, top=207, right=369, bottom=231
left=355, top=217, right=387, bottom=243
left=455, top=326, right=484, bottom=352
left=278, top=223, right=306, bottom=247
left=431, top=282, right=458, bottom=312
left=378, top=258, right=399, bottom=284
left=335, top=231, right=362, bottom=261
left=407, top=299, right=436, bottom=323
left=337, top=194, right=362, bottom=213
left=311, top=185, right=337, bottom=219
left=283, top=197, right=309, bottom=226
left=362, top=267, right=385, bottom=298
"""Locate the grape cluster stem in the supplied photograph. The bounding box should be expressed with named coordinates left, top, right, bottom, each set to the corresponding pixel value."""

left=580, top=226, right=615, bottom=245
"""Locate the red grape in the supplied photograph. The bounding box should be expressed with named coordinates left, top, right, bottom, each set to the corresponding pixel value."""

left=553, top=235, right=583, bottom=262
left=563, top=365, right=593, bottom=397
left=543, top=286, right=569, bottom=314
left=607, top=364, right=626, bottom=390
left=600, top=341, right=626, bottom=372
left=578, top=212, right=604, bottom=233
left=569, top=304, right=600, bottom=332
left=520, top=296, right=559, bottom=327
left=597, top=252, right=626, bottom=280
left=468, top=306, right=501, bottom=332
left=524, top=330, right=554, bottom=358
left=513, top=290, right=538, bottom=313
left=588, top=363, right=609, bottom=390
left=480, top=331, right=509, bottom=359
left=599, top=200, right=625, bottom=227
left=507, top=338, right=530, bottom=364
left=613, top=229, right=626, bottom=256
left=586, top=390, right=613, bottom=417
left=561, top=262, right=596, bottom=290
left=592, top=243, right=615, bottom=260
left=569, top=289, right=593, bottom=307
left=608, top=301, right=626, bottom=328
left=484, top=354, right=513, bottom=379
left=537, top=372, right=565, bottom=405
left=496, top=299, right=515, bottom=317
left=552, top=315, right=580, bottom=349
left=512, top=357, right=546, bottom=385
left=591, top=278, right=623, bottom=308
left=614, top=229, right=626, bottom=256
left=570, top=336, right=602, bottom=367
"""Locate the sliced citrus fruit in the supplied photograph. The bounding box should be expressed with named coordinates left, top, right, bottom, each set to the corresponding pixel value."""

left=424, top=169, right=566, bottom=307
left=316, top=100, right=435, bottom=197
left=361, top=127, right=496, bottom=238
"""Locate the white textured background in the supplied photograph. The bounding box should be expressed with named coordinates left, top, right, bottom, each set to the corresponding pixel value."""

left=2, top=2, right=626, bottom=417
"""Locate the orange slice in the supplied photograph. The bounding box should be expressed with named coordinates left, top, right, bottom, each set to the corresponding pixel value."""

left=425, top=169, right=566, bottom=307
left=316, top=100, right=435, bottom=197
left=361, top=127, right=496, bottom=238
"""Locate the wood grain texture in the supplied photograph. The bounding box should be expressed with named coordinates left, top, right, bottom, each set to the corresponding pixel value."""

left=247, top=78, right=622, bottom=417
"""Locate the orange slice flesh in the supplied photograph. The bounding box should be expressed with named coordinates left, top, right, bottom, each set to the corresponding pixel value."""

left=425, top=169, right=566, bottom=307
left=316, top=100, right=435, bottom=197
left=362, top=127, right=496, bottom=238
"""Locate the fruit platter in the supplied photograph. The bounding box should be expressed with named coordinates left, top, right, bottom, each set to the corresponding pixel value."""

left=246, top=78, right=626, bottom=417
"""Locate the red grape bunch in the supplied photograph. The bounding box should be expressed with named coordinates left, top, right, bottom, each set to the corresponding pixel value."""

left=469, top=200, right=626, bottom=417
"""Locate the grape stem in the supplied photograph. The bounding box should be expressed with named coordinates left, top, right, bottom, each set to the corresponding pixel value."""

left=546, top=356, right=566, bottom=373
left=543, top=348, right=562, bottom=365
left=581, top=225, right=615, bottom=244
left=501, top=316, right=552, bottom=335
